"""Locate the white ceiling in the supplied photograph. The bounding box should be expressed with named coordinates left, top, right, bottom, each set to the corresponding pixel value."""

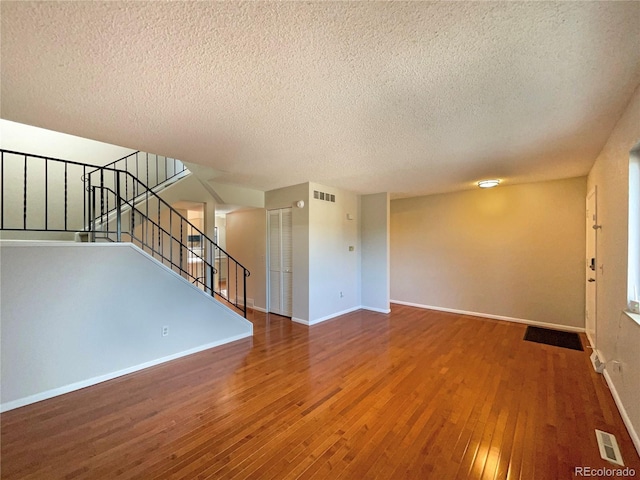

left=2, top=1, right=639, bottom=198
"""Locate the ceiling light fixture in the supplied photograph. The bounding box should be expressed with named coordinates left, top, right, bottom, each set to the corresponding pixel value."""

left=477, top=179, right=500, bottom=189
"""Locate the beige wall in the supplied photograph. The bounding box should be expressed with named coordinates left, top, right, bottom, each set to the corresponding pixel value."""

left=587, top=84, right=640, bottom=452
left=361, top=193, right=390, bottom=312
left=226, top=208, right=267, bottom=311
left=391, top=177, right=587, bottom=329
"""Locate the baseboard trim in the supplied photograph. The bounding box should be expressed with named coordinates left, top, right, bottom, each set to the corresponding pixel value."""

left=237, top=297, right=267, bottom=313
left=309, top=306, right=362, bottom=325
left=390, top=300, right=585, bottom=333
left=0, top=331, right=252, bottom=413
left=361, top=306, right=391, bottom=314
left=292, top=306, right=364, bottom=326
left=603, top=369, right=640, bottom=457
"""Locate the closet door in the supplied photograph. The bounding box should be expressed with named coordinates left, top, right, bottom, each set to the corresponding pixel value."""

left=268, top=208, right=292, bottom=317
left=280, top=208, right=293, bottom=317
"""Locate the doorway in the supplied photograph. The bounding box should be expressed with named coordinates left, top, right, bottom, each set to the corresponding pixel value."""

left=585, top=187, right=598, bottom=348
left=267, top=208, right=292, bottom=317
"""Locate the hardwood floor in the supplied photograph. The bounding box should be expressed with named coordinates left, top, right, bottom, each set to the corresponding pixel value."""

left=2, top=305, right=639, bottom=479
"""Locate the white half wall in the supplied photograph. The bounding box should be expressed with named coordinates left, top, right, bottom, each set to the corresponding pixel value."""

left=0, top=241, right=252, bottom=411
left=360, top=193, right=390, bottom=313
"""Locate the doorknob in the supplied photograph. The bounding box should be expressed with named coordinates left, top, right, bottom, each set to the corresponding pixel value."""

left=588, top=278, right=596, bottom=282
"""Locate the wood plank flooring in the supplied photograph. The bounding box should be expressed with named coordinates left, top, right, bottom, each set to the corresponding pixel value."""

left=2, top=305, right=639, bottom=479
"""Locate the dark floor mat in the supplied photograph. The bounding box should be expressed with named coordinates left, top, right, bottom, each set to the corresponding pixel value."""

left=524, top=326, right=583, bottom=351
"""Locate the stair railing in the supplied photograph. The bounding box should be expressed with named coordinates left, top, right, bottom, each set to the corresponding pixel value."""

left=86, top=150, right=188, bottom=193
left=0, top=149, right=250, bottom=317
left=87, top=168, right=250, bottom=316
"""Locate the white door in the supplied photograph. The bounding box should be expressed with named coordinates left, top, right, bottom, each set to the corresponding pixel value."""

left=586, top=188, right=598, bottom=348
left=268, top=208, right=292, bottom=317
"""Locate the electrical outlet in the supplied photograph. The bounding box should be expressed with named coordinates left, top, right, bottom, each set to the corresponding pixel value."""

left=162, top=326, right=169, bottom=337
left=611, top=361, right=622, bottom=374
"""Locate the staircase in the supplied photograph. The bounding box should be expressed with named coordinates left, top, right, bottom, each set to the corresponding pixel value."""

left=0, top=149, right=250, bottom=317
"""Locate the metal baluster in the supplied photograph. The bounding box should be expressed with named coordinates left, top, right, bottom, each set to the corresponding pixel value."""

left=87, top=176, right=91, bottom=238
left=157, top=196, right=161, bottom=253
left=64, top=162, right=68, bottom=231
left=131, top=181, right=136, bottom=238
left=105, top=177, right=109, bottom=237
left=1, top=151, right=4, bottom=229
left=44, top=158, right=48, bottom=230
left=210, top=265, right=216, bottom=297
left=100, top=169, right=104, bottom=233
left=82, top=165, right=86, bottom=229
left=217, top=245, right=221, bottom=293
left=115, top=172, right=122, bottom=242
left=235, top=262, right=238, bottom=307
left=156, top=155, right=159, bottom=186
left=145, top=184, right=149, bottom=251
left=243, top=268, right=247, bottom=317
left=23, top=155, right=27, bottom=229
left=91, top=186, right=96, bottom=242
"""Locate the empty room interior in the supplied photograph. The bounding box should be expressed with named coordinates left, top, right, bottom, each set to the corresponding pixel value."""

left=1, top=2, right=640, bottom=479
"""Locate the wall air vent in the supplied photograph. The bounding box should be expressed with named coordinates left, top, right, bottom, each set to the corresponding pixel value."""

left=595, top=429, right=624, bottom=466
left=313, top=190, right=335, bottom=203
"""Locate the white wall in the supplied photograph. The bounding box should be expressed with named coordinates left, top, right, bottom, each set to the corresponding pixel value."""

left=308, top=182, right=360, bottom=324
left=215, top=215, right=227, bottom=250
left=209, top=181, right=265, bottom=209
left=0, top=120, right=136, bottom=240
left=0, top=120, right=135, bottom=166
left=0, top=151, right=87, bottom=240
left=587, top=84, right=640, bottom=454
left=360, top=193, right=390, bottom=313
left=265, top=183, right=310, bottom=322
left=0, top=241, right=252, bottom=411
left=224, top=182, right=391, bottom=325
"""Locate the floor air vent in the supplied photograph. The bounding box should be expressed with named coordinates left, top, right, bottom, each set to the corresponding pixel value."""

left=595, top=429, right=624, bottom=466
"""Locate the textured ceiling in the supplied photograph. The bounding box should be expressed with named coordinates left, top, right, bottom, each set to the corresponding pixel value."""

left=2, top=1, right=640, bottom=198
